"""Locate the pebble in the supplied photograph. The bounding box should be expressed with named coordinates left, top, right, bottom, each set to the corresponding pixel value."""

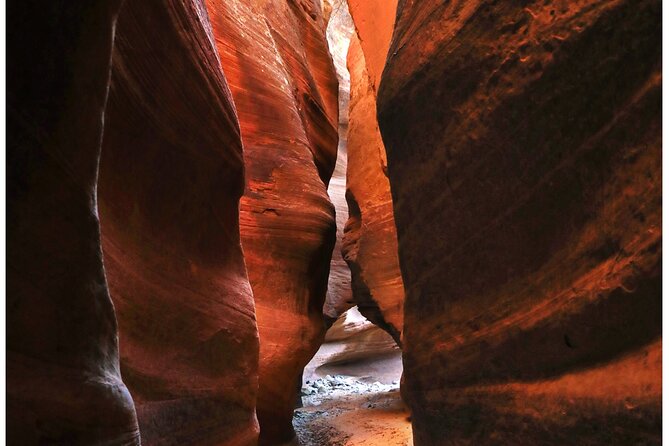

left=301, top=375, right=399, bottom=403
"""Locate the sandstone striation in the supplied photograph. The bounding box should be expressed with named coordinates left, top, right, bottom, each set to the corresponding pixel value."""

left=98, top=1, right=259, bottom=444
left=7, top=1, right=140, bottom=444
left=10, top=0, right=660, bottom=444
left=205, top=0, right=339, bottom=443
left=343, top=33, right=404, bottom=344
left=377, top=0, right=662, bottom=443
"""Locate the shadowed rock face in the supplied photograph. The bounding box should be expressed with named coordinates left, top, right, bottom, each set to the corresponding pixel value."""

left=6, top=1, right=140, bottom=444
left=205, top=0, right=339, bottom=443
left=343, top=33, right=404, bottom=345
left=99, top=1, right=259, bottom=444
left=377, top=0, right=661, bottom=444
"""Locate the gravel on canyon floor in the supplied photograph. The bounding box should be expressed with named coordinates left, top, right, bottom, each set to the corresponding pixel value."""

left=292, top=375, right=413, bottom=446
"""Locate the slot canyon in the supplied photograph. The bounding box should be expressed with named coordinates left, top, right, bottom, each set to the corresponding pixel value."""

left=6, top=0, right=661, bottom=445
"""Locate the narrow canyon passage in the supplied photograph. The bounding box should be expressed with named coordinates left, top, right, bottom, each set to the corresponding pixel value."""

left=294, top=307, right=411, bottom=446
left=7, top=0, right=661, bottom=445
left=289, top=2, right=413, bottom=443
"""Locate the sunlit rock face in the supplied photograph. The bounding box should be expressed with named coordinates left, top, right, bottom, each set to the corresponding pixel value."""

left=377, top=0, right=661, bottom=444
left=205, top=0, right=339, bottom=443
left=6, top=2, right=141, bottom=444
left=323, top=0, right=355, bottom=323
left=346, top=0, right=398, bottom=92
left=343, top=33, right=404, bottom=344
left=98, top=1, right=259, bottom=444
left=314, top=307, right=399, bottom=368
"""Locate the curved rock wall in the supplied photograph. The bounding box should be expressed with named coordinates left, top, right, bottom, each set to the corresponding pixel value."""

left=98, top=1, right=259, bottom=444
left=205, top=0, right=339, bottom=443
left=343, top=33, right=404, bottom=344
left=7, top=1, right=141, bottom=444
left=377, top=0, right=661, bottom=444
left=12, top=1, right=659, bottom=444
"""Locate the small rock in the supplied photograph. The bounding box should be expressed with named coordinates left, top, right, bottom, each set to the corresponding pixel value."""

left=302, top=386, right=316, bottom=395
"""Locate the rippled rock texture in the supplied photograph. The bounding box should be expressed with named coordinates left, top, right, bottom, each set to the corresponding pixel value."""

left=206, top=0, right=339, bottom=443
left=98, top=1, right=260, bottom=444
left=377, top=0, right=661, bottom=444
left=7, top=1, right=140, bottom=444
left=343, top=33, right=404, bottom=344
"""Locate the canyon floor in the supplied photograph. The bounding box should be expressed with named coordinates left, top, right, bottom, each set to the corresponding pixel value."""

left=293, top=351, right=413, bottom=446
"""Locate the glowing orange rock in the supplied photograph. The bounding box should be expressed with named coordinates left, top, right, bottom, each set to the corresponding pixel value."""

left=343, top=34, right=404, bottom=343
left=206, top=0, right=339, bottom=442
left=347, top=0, right=398, bottom=92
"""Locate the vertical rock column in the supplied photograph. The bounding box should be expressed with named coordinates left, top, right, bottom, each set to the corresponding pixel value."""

left=98, top=1, right=259, bottom=444
left=7, top=1, right=140, bottom=444
left=344, top=0, right=404, bottom=343
left=377, top=0, right=661, bottom=444
left=206, top=0, right=339, bottom=443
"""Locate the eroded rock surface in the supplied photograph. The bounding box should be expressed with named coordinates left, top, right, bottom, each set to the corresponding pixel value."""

left=99, top=1, right=259, bottom=444
left=7, top=1, right=140, bottom=444
left=306, top=307, right=399, bottom=377
left=343, top=34, right=404, bottom=344
left=377, top=0, right=661, bottom=444
left=206, top=0, right=339, bottom=442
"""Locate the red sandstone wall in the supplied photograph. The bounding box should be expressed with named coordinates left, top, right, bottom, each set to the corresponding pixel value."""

left=347, top=0, right=398, bottom=92
left=343, top=34, right=404, bottom=344
left=206, top=0, right=339, bottom=443
left=11, top=1, right=658, bottom=444
left=377, top=0, right=662, bottom=443
left=8, top=1, right=339, bottom=443
left=7, top=1, right=141, bottom=444
left=99, top=1, right=259, bottom=444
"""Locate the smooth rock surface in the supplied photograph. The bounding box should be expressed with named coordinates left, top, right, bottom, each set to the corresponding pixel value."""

left=343, top=34, right=404, bottom=343
left=7, top=1, right=140, bottom=444
left=377, top=0, right=662, bottom=444
left=306, top=307, right=399, bottom=376
left=346, top=0, right=398, bottom=92
left=99, top=1, right=259, bottom=444
left=206, top=0, right=339, bottom=443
